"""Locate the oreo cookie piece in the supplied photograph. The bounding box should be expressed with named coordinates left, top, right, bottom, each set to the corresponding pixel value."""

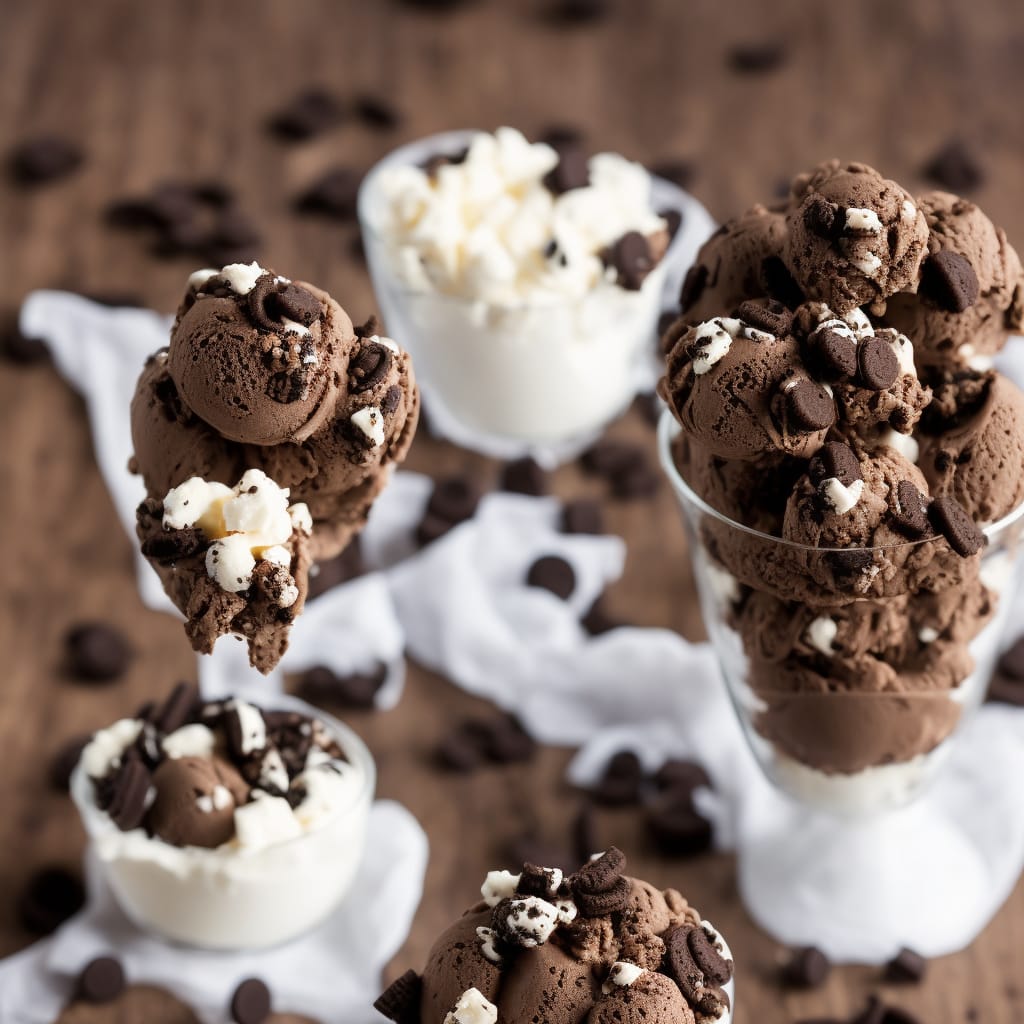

left=785, top=380, right=836, bottom=431
left=920, top=250, right=979, bottom=313
left=809, top=441, right=862, bottom=488
left=807, top=324, right=858, bottom=380
left=606, top=231, right=656, bottom=291
left=891, top=480, right=932, bottom=538
left=296, top=663, right=387, bottom=710
left=884, top=947, right=927, bottom=984
left=573, top=846, right=626, bottom=893
left=230, top=978, right=272, bottom=1024
left=688, top=926, right=734, bottom=985
left=140, top=526, right=205, bottom=564
left=107, top=757, right=152, bottom=831
left=592, top=750, right=643, bottom=806
left=64, top=622, right=133, bottom=682
left=574, top=874, right=631, bottom=916
left=928, top=496, right=985, bottom=557
left=803, top=195, right=840, bottom=239
left=416, top=476, right=482, bottom=546
left=526, top=555, right=576, bottom=600
left=374, top=969, right=422, bottom=1024
left=349, top=340, right=393, bottom=393
left=858, top=336, right=901, bottom=391
left=18, top=867, right=85, bottom=934
left=77, top=956, right=126, bottom=1003
left=501, top=457, right=549, bottom=496
left=664, top=926, right=729, bottom=1018
left=737, top=299, right=792, bottom=337
left=543, top=139, right=590, bottom=195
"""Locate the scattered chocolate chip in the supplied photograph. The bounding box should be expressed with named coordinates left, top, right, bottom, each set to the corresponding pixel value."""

left=230, top=978, right=272, bottom=1024
left=268, top=88, right=343, bottom=141
left=727, top=40, right=788, bottom=73
left=997, top=638, right=1024, bottom=680
left=592, top=750, right=643, bottom=806
left=107, top=758, right=152, bottom=831
left=561, top=498, right=604, bottom=535
left=808, top=325, right=858, bottom=380
left=809, top=441, right=862, bottom=487
left=572, top=802, right=599, bottom=863
left=803, top=195, right=840, bottom=239
left=645, top=790, right=714, bottom=857
left=581, top=596, right=623, bottom=636
left=891, top=480, right=932, bottom=538
left=786, top=380, right=836, bottom=431
left=544, top=0, right=609, bottom=25
left=501, top=457, right=548, bottom=496
left=884, top=947, right=927, bottom=984
left=64, top=622, right=133, bottom=682
left=50, top=734, right=92, bottom=792
left=294, top=166, right=362, bottom=219
left=296, top=663, right=387, bottom=709
left=650, top=159, right=695, bottom=189
left=349, top=340, right=393, bottom=393
left=929, top=495, right=985, bottom=556
left=77, top=956, right=125, bottom=1003
left=153, top=680, right=200, bottom=734
left=920, top=250, right=980, bottom=313
left=374, top=969, right=422, bottom=1024
left=543, top=142, right=590, bottom=194
left=9, top=135, right=84, bottom=184
left=354, top=94, right=401, bottom=131
left=737, top=299, right=792, bottom=337
left=575, top=874, right=632, bottom=916
left=18, top=867, right=85, bottom=934
left=526, top=555, right=576, bottom=599
left=654, top=758, right=712, bottom=793
left=606, top=230, right=655, bottom=290
left=923, top=140, right=984, bottom=193
left=782, top=946, right=832, bottom=988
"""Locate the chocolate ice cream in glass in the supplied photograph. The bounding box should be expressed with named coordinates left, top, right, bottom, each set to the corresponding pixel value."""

left=357, top=127, right=699, bottom=454
left=657, top=160, right=1024, bottom=943
left=375, top=848, right=735, bottom=1024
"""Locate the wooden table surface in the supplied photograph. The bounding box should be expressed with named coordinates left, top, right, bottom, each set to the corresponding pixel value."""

left=2, top=0, right=1023, bottom=1020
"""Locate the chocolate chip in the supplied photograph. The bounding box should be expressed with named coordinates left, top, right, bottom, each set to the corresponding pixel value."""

left=592, top=750, right=643, bottom=806
left=77, top=956, right=125, bottom=1003
left=268, top=88, right=343, bottom=140
left=689, top=926, right=734, bottom=986
left=997, top=638, right=1024, bottom=680
left=891, top=480, right=932, bottom=538
left=9, top=136, right=84, bottom=184
left=543, top=142, right=590, bottom=194
left=354, top=94, right=401, bottom=131
left=574, top=874, right=632, bottom=916
left=680, top=263, right=708, bottom=312
left=573, top=846, right=626, bottom=892
left=561, top=498, right=604, bottom=535
left=296, top=663, right=387, bottom=709
left=884, top=947, right=927, bottom=984
left=581, top=596, right=623, bottom=636
left=727, top=40, right=787, bottom=73
left=374, top=969, right=422, bottom=1024
left=17, top=867, right=85, bottom=934
left=427, top=475, right=481, bottom=523
left=650, top=159, right=695, bottom=189
left=50, top=734, right=92, bottom=792
left=107, top=758, right=152, bottom=831
left=737, top=299, right=792, bottom=337
left=571, top=802, right=599, bottom=863
left=544, top=0, right=609, bottom=25
left=645, top=791, right=714, bottom=857
left=230, top=978, right=272, bottom=1024
left=808, top=325, right=858, bottom=380
left=786, top=380, right=836, bottom=431
left=153, top=681, right=200, bottom=734
left=856, top=336, right=901, bottom=390
left=803, top=194, right=840, bottom=239
left=141, top=526, right=205, bottom=564
left=501, top=457, right=549, bottom=496
left=654, top=758, right=712, bottom=793
left=350, top=341, right=392, bottom=393
left=782, top=946, right=832, bottom=988
left=923, top=139, right=984, bottom=192
left=526, top=555, right=576, bottom=599
left=382, top=384, right=404, bottom=416
left=64, top=623, right=133, bottom=683
left=928, top=495, right=985, bottom=557
left=294, top=166, right=362, bottom=219
left=606, top=231, right=655, bottom=290
left=809, top=442, right=862, bottom=488
left=920, top=251, right=980, bottom=313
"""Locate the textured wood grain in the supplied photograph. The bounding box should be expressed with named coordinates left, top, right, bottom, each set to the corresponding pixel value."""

left=1, top=1, right=1023, bottom=1021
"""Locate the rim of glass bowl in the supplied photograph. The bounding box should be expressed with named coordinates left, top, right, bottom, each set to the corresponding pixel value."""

left=657, top=407, right=1024, bottom=554
left=355, top=127, right=695, bottom=314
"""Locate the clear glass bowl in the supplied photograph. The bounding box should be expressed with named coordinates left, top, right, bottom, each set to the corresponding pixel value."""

left=658, top=411, right=1024, bottom=817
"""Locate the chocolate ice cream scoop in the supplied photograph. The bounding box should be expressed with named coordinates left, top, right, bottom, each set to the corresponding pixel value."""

left=376, top=851, right=733, bottom=1024
left=883, top=191, right=1024, bottom=369
left=786, top=161, right=929, bottom=314
left=146, top=755, right=249, bottom=848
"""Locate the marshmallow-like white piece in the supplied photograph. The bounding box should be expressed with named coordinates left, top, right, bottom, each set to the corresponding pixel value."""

left=162, top=478, right=232, bottom=532
left=226, top=699, right=267, bottom=755
left=501, top=896, right=560, bottom=947
left=351, top=406, right=386, bottom=447
left=481, top=869, right=521, bottom=907
left=919, top=626, right=940, bottom=644
left=476, top=926, right=502, bottom=964
left=602, top=962, right=645, bottom=993
left=162, top=724, right=216, bottom=761
left=692, top=319, right=735, bottom=375
left=233, top=794, right=302, bottom=850
left=221, top=469, right=294, bottom=547
left=218, top=261, right=267, bottom=296
left=444, top=988, right=498, bottom=1024
left=822, top=477, right=864, bottom=515
left=845, top=207, right=883, bottom=233
left=80, top=719, right=143, bottom=779
left=805, top=617, right=839, bottom=656
left=196, top=785, right=233, bottom=814
left=289, top=502, right=313, bottom=535
left=206, top=535, right=257, bottom=592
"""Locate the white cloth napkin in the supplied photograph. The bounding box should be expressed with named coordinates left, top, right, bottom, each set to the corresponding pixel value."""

left=0, top=801, right=428, bottom=1024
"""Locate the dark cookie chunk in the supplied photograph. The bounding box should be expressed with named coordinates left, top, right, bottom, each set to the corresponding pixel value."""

left=349, top=341, right=392, bottom=393
left=436, top=726, right=484, bottom=773
left=517, top=863, right=561, bottom=898
left=268, top=88, right=343, bottom=141
left=381, top=384, right=404, bottom=416
left=10, top=135, right=84, bottom=184
left=727, top=39, right=787, bottom=73
left=781, top=946, right=831, bottom=988
left=785, top=380, right=836, bottom=431
left=592, top=750, right=643, bottom=806
left=857, top=336, right=901, bottom=391
left=928, top=495, right=985, bottom=557
left=645, top=791, right=714, bottom=857
left=17, top=867, right=85, bottom=935
left=153, top=680, right=200, bottom=735
left=294, top=167, right=362, bottom=220
left=582, top=437, right=649, bottom=480
left=427, top=476, right=481, bottom=524
left=501, top=457, right=548, bottom=496
left=374, top=969, right=422, bottom=1024
left=920, top=251, right=980, bottom=313
left=543, top=142, right=589, bottom=195
left=355, top=94, right=401, bottom=131
left=680, top=263, right=708, bottom=313
left=606, top=231, right=656, bottom=291
left=65, top=623, right=133, bottom=683
left=574, top=874, right=631, bottom=917
left=230, top=978, right=272, bottom=1024
left=660, top=207, right=683, bottom=241
left=526, top=555, right=576, bottom=600
left=808, top=325, right=858, bottom=380
left=737, top=299, right=793, bottom=337
left=665, top=926, right=729, bottom=1018
left=891, top=480, right=932, bottom=539
left=51, top=734, right=92, bottom=792
left=77, top=956, right=126, bottom=1003
left=828, top=548, right=874, bottom=577
left=922, top=139, right=984, bottom=193
left=803, top=195, right=841, bottom=240
left=141, top=527, right=205, bottom=564
left=561, top=498, right=604, bottom=535
left=224, top=703, right=268, bottom=762
left=266, top=368, right=310, bottom=405
left=355, top=314, right=383, bottom=340
left=296, top=663, right=387, bottom=710
left=809, top=441, right=862, bottom=487
left=997, top=638, right=1024, bottom=681
left=689, top=925, right=734, bottom=986
left=573, top=846, right=625, bottom=893
left=276, top=283, right=321, bottom=326
left=885, top=947, right=927, bottom=984
left=654, top=758, right=712, bottom=793
left=248, top=275, right=318, bottom=333
left=107, top=757, right=152, bottom=831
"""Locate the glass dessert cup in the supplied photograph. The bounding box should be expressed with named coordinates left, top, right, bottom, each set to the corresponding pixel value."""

left=70, top=693, right=375, bottom=951
left=658, top=410, right=1024, bottom=957
left=357, top=130, right=704, bottom=457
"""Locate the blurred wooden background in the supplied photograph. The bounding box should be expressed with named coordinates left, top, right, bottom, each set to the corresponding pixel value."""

left=1, top=0, right=1023, bottom=1021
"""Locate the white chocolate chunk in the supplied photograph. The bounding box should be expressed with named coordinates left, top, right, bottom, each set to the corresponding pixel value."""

left=162, top=724, right=216, bottom=760
left=822, top=477, right=864, bottom=515
left=351, top=406, right=386, bottom=446
left=804, top=617, right=839, bottom=656
left=444, top=988, right=498, bottom=1024
left=602, top=962, right=645, bottom=993
left=845, top=207, right=883, bottom=233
